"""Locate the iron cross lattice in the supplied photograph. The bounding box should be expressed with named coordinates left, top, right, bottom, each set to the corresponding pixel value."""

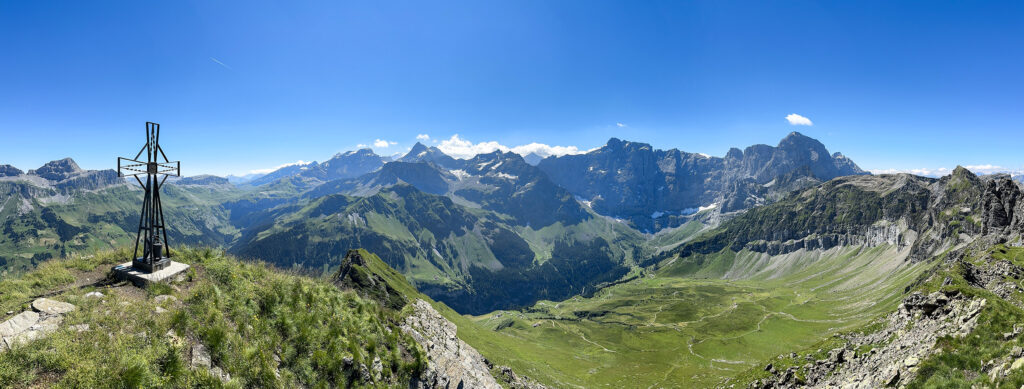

left=117, top=122, right=181, bottom=273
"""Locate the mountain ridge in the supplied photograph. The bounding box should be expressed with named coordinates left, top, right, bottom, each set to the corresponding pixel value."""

left=537, top=132, right=867, bottom=231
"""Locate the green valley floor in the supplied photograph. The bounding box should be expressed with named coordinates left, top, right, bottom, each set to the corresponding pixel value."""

left=460, top=245, right=932, bottom=388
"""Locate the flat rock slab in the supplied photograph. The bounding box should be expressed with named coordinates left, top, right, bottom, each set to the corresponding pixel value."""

left=154, top=295, right=178, bottom=304
left=32, top=298, right=76, bottom=315
left=0, top=311, right=40, bottom=338
left=113, top=261, right=190, bottom=287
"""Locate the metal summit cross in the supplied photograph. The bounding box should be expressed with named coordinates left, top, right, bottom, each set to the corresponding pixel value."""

left=117, top=122, right=180, bottom=273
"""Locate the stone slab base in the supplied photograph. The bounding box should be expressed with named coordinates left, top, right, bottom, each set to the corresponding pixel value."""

left=113, top=261, right=190, bottom=287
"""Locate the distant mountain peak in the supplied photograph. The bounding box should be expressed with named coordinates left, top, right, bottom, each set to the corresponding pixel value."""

left=522, top=152, right=544, bottom=166
left=337, top=148, right=378, bottom=158
left=726, top=147, right=744, bottom=160
left=539, top=133, right=866, bottom=231
left=29, top=158, right=83, bottom=181
left=778, top=131, right=824, bottom=149
left=0, top=164, right=23, bottom=177
left=397, top=142, right=457, bottom=168
left=404, top=142, right=430, bottom=157
left=952, top=165, right=977, bottom=178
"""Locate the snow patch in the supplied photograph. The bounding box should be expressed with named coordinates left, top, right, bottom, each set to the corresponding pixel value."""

left=699, top=203, right=718, bottom=212
left=493, top=172, right=517, bottom=180
left=575, top=196, right=593, bottom=208
left=449, top=170, right=471, bottom=180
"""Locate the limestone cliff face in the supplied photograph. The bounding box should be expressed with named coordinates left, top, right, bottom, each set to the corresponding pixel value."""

left=332, top=250, right=546, bottom=388
left=537, top=132, right=867, bottom=231
left=403, top=299, right=503, bottom=389
left=1, top=158, right=121, bottom=196
left=666, top=168, right=1024, bottom=263
left=403, top=299, right=546, bottom=389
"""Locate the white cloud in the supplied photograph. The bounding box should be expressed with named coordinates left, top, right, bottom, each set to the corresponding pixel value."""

left=868, top=165, right=1022, bottom=177
left=616, top=122, right=627, bottom=127
left=964, top=164, right=1005, bottom=174
left=786, top=113, right=813, bottom=126
left=249, top=160, right=313, bottom=174
left=373, top=139, right=397, bottom=148
left=416, top=134, right=430, bottom=141
left=356, top=144, right=368, bottom=148
left=436, top=134, right=590, bottom=160
left=869, top=167, right=950, bottom=177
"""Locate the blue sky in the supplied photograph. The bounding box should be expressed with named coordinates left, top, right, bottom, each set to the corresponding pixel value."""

left=1, top=1, right=1021, bottom=177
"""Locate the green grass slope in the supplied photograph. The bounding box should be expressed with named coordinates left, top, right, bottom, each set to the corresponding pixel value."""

left=337, top=244, right=930, bottom=388
left=0, top=247, right=425, bottom=388
left=0, top=183, right=243, bottom=280
left=733, top=241, right=1024, bottom=388
left=466, top=244, right=930, bottom=388
left=235, top=185, right=641, bottom=315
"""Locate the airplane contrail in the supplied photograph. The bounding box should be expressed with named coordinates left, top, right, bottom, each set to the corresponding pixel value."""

left=210, top=57, right=232, bottom=70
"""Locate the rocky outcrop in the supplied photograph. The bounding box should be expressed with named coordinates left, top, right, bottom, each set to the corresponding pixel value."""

left=403, top=299, right=546, bottom=389
left=0, top=298, right=77, bottom=351
left=0, top=164, right=23, bottom=177
left=670, top=167, right=1024, bottom=262
left=29, top=158, right=82, bottom=181
left=10, top=158, right=122, bottom=193
left=538, top=132, right=867, bottom=231
left=402, top=299, right=501, bottom=389
left=981, top=174, right=1024, bottom=236
left=332, top=250, right=408, bottom=311
left=52, top=169, right=120, bottom=192
left=751, top=291, right=986, bottom=388
left=190, top=342, right=232, bottom=383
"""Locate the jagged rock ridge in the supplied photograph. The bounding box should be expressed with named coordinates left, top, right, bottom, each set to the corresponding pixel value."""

left=537, top=132, right=867, bottom=231
left=663, top=167, right=1024, bottom=264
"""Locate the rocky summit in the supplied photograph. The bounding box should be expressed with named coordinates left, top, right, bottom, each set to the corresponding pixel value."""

left=538, top=132, right=867, bottom=231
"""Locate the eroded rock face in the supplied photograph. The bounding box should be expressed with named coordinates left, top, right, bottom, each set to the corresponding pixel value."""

left=402, top=299, right=502, bottom=389
left=537, top=132, right=867, bottom=231
left=751, top=291, right=986, bottom=389
left=0, top=164, right=23, bottom=177
left=982, top=175, right=1024, bottom=235
left=402, top=299, right=546, bottom=389
left=29, top=158, right=82, bottom=181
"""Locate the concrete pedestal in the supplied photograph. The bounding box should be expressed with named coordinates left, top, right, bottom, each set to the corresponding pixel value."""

left=113, top=261, right=190, bottom=287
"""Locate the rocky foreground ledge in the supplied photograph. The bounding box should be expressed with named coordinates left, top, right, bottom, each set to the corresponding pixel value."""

left=403, top=298, right=547, bottom=389
left=752, top=291, right=987, bottom=389
left=750, top=238, right=1024, bottom=388
left=0, top=297, right=80, bottom=351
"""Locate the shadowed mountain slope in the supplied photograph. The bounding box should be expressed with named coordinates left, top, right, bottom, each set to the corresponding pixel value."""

left=537, top=132, right=866, bottom=231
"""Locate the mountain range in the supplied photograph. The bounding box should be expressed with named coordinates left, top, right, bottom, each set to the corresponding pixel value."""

left=3, top=132, right=1024, bottom=387
left=0, top=132, right=862, bottom=311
